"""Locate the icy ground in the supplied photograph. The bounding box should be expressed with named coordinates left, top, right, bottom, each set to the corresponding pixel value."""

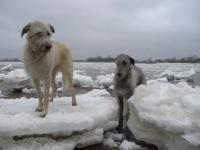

left=0, top=89, right=118, bottom=149
left=1, top=63, right=200, bottom=149
left=128, top=81, right=200, bottom=150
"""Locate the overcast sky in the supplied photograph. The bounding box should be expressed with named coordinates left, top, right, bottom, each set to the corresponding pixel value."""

left=0, top=0, right=200, bottom=60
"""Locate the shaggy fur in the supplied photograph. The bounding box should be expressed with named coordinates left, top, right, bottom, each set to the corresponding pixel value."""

left=21, top=21, right=77, bottom=117
left=114, top=54, right=146, bottom=131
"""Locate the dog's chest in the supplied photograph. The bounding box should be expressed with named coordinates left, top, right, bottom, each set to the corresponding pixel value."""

left=24, top=52, right=52, bottom=78
left=114, top=80, right=134, bottom=96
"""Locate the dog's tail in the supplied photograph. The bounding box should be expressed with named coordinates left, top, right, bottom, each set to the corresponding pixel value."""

left=62, top=57, right=74, bottom=93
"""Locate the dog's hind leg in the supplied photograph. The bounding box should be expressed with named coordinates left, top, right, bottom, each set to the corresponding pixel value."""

left=40, top=77, right=51, bottom=117
left=50, top=70, right=57, bottom=102
left=32, top=78, right=43, bottom=112
left=62, top=65, right=77, bottom=106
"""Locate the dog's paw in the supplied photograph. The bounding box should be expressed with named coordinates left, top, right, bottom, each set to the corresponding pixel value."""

left=72, top=102, right=77, bottom=106
left=116, top=126, right=123, bottom=133
left=39, top=111, right=47, bottom=118
left=35, top=107, right=43, bottom=112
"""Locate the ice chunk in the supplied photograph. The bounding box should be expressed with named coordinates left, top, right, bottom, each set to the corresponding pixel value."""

left=157, top=68, right=196, bottom=82
left=103, top=137, right=118, bottom=147
left=0, top=128, right=103, bottom=150
left=56, top=71, right=95, bottom=87
left=0, top=89, right=118, bottom=137
left=73, top=71, right=95, bottom=87
left=95, top=73, right=114, bottom=88
left=119, top=140, right=141, bottom=150
left=128, top=81, right=200, bottom=149
left=104, top=132, right=123, bottom=142
left=0, top=69, right=30, bottom=91
left=1, top=64, right=14, bottom=71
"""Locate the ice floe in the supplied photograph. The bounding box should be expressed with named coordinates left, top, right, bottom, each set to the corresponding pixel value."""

left=128, top=81, right=200, bottom=150
left=0, top=89, right=118, bottom=149
left=0, top=64, right=14, bottom=72
left=156, top=68, right=196, bottom=82
left=0, top=128, right=103, bottom=150
left=119, top=140, right=141, bottom=150
left=95, top=73, right=114, bottom=88
left=0, top=89, right=118, bottom=137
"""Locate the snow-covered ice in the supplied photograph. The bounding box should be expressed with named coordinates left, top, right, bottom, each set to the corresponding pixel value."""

left=156, top=68, right=196, bottom=81
left=128, top=81, right=200, bottom=150
left=119, top=140, right=141, bottom=150
left=0, top=69, right=28, bottom=82
left=0, top=128, right=103, bottom=150
left=0, top=69, right=30, bottom=91
left=0, top=90, right=3, bottom=97
left=0, top=89, right=118, bottom=137
left=0, top=69, right=96, bottom=91
left=73, top=71, right=95, bottom=87
left=0, top=64, right=14, bottom=72
left=95, top=73, right=114, bottom=88
left=103, top=137, right=118, bottom=148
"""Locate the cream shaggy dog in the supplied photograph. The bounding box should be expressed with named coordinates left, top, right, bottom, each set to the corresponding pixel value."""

left=21, top=21, right=77, bottom=117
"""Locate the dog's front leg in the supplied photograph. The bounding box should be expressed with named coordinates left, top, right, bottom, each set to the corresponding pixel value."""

left=40, top=77, right=51, bottom=117
left=33, top=78, right=43, bottom=112
left=122, top=98, right=128, bottom=130
left=116, top=96, right=123, bottom=132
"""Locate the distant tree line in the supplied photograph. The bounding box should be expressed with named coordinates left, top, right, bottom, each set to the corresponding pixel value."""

left=1, top=55, right=200, bottom=63
left=85, top=55, right=200, bottom=63
left=138, top=55, right=200, bottom=63
left=0, top=58, right=21, bottom=62
left=86, top=55, right=115, bottom=62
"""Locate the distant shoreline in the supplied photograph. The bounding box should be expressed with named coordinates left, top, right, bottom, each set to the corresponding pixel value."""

left=0, top=60, right=200, bottom=64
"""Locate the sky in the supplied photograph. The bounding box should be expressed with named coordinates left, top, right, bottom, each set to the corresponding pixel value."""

left=0, top=0, right=200, bottom=60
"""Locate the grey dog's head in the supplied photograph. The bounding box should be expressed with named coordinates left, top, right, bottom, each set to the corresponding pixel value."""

left=21, top=21, right=55, bottom=53
left=115, top=54, right=135, bottom=80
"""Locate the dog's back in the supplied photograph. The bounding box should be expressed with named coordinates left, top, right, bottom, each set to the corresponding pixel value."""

left=133, top=65, right=146, bottom=86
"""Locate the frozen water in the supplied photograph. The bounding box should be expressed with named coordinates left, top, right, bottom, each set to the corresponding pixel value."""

left=128, top=81, right=200, bottom=150
left=0, top=89, right=118, bottom=137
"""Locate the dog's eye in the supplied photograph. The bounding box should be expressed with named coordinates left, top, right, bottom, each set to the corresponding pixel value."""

left=47, top=32, right=50, bottom=36
left=36, top=32, right=43, bottom=37
left=123, top=61, right=127, bottom=66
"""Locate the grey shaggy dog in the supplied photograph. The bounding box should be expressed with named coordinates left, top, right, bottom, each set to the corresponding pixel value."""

left=21, top=21, right=77, bottom=117
left=114, top=54, right=146, bottom=132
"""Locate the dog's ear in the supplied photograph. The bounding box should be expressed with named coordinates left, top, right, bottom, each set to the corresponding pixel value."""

left=129, top=57, right=135, bottom=65
left=49, top=24, right=55, bottom=33
left=21, top=23, right=31, bottom=37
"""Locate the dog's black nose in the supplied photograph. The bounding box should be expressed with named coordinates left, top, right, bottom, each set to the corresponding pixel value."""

left=45, top=44, right=52, bottom=50
left=117, top=73, right=122, bottom=77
